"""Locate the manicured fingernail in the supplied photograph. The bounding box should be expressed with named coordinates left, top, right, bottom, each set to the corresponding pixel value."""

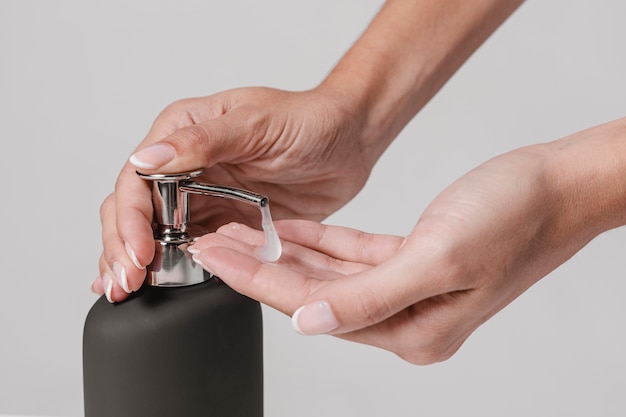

left=125, top=242, right=145, bottom=270
left=113, top=261, right=130, bottom=293
left=191, top=254, right=204, bottom=267
left=187, top=245, right=200, bottom=254
left=192, top=254, right=214, bottom=275
left=291, top=300, right=339, bottom=335
left=129, top=143, right=175, bottom=169
left=103, top=273, right=114, bottom=303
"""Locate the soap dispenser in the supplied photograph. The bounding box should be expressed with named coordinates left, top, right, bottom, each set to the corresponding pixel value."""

left=83, top=170, right=268, bottom=417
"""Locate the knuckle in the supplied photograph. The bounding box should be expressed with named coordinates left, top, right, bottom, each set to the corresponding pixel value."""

left=160, top=98, right=194, bottom=119
left=170, top=124, right=212, bottom=150
left=152, top=98, right=207, bottom=134
left=99, top=193, right=115, bottom=221
left=354, top=230, right=370, bottom=260
left=98, top=254, right=109, bottom=273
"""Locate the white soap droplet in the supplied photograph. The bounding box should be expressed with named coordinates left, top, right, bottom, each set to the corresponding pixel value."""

left=253, top=204, right=282, bottom=262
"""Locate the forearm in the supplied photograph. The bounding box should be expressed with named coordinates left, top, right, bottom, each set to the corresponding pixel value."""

left=319, top=0, right=524, bottom=164
left=545, top=116, right=626, bottom=241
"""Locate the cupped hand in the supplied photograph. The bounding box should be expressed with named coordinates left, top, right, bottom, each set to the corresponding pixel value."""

left=95, top=86, right=375, bottom=302
left=190, top=142, right=605, bottom=364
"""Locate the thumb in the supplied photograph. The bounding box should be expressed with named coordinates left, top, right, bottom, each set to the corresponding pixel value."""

left=195, top=227, right=455, bottom=337
left=128, top=107, right=262, bottom=173
left=292, top=250, right=447, bottom=336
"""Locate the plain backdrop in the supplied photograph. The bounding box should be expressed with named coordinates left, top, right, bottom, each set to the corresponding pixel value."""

left=2, top=1, right=626, bottom=416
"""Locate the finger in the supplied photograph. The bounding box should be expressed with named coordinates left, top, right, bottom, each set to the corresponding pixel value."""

left=91, top=275, right=104, bottom=295
left=195, top=222, right=370, bottom=277
left=274, top=220, right=404, bottom=265
left=196, top=235, right=465, bottom=336
left=193, top=246, right=315, bottom=316
left=101, top=190, right=149, bottom=295
left=127, top=105, right=265, bottom=174
left=192, top=227, right=354, bottom=280
left=193, top=244, right=419, bottom=335
left=98, top=254, right=131, bottom=303
left=215, top=222, right=266, bottom=246
left=291, top=238, right=471, bottom=336
left=112, top=165, right=155, bottom=273
left=110, top=96, right=219, bottom=266
left=190, top=229, right=257, bottom=258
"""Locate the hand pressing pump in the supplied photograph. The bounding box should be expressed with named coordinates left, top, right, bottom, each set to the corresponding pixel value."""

left=83, top=170, right=275, bottom=417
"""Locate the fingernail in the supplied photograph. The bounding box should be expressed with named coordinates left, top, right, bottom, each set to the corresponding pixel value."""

left=291, top=300, right=339, bottom=335
left=187, top=245, right=200, bottom=254
left=113, top=261, right=130, bottom=293
left=192, top=254, right=214, bottom=275
left=125, top=242, right=145, bottom=270
left=103, top=273, right=114, bottom=303
left=129, top=143, right=175, bottom=169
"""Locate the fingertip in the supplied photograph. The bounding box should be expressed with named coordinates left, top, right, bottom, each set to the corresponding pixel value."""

left=216, top=222, right=265, bottom=246
left=91, top=276, right=104, bottom=295
left=125, top=241, right=146, bottom=270
left=112, top=261, right=131, bottom=294
left=192, top=253, right=215, bottom=276
left=291, top=300, right=339, bottom=335
left=115, top=215, right=154, bottom=286
left=125, top=264, right=147, bottom=293
left=102, top=273, right=114, bottom=303
left=128, top=143, right=176, bottom=170
left=216, top=222, right=243, bottom=234
left=291, top=305, right=305, bottom=335
left=194, top=245, right=312, bottom=319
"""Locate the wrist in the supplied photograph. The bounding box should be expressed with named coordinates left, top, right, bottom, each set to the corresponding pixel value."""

left=544, top=117, right=626, bottom=239
left=318, top=0, right=523, bottom=165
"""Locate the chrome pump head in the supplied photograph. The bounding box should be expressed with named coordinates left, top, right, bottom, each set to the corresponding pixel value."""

left=138, top=170, right=268, bottom=287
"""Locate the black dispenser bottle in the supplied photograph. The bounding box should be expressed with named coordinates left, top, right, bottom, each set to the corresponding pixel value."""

left=83, top=170, right=265, bottom=417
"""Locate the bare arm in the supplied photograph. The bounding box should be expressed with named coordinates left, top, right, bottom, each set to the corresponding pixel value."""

left=96, top=0, right=524, bottom=302
left=321, top=0, right=525, bottom=164
left=191, top=116, right=626, bottom=363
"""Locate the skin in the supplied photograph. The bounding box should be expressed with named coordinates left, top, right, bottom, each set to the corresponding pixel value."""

left=91, top=0, right=626, bottom=364
left=96, top=0, right=523, bottom=301
left=191, top=117, right=626, bottom=364
left=96, top=87, right=374, bottom=298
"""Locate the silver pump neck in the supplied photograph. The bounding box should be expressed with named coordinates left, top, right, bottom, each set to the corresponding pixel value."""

left=137, top=170, right=268, bottom=287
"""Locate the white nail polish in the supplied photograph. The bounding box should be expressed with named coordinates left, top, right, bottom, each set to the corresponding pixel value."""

left=290, top=301, right=338, bottom=335
left=120, top=269, right=130, bottom=294
left=192, top=254, right=204, bottom=267
left=128, top=143, right=175, bottom=169
left=291, top=306, right=305, bottom=335
left=113, top=262, right=131, bottom=294
left=192, top=254, right=215, bottom=276
left=129, top=154, right=157, bottom=169
left=125, top=242, right=145, bottom=270
left=104, top=274, right=114, bottom=303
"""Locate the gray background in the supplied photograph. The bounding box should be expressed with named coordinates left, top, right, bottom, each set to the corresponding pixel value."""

left=2, top=1, right=626, bottom=416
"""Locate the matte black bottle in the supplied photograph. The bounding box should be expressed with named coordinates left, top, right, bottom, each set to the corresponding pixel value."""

left=83, top=171, right=265, bottom=417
